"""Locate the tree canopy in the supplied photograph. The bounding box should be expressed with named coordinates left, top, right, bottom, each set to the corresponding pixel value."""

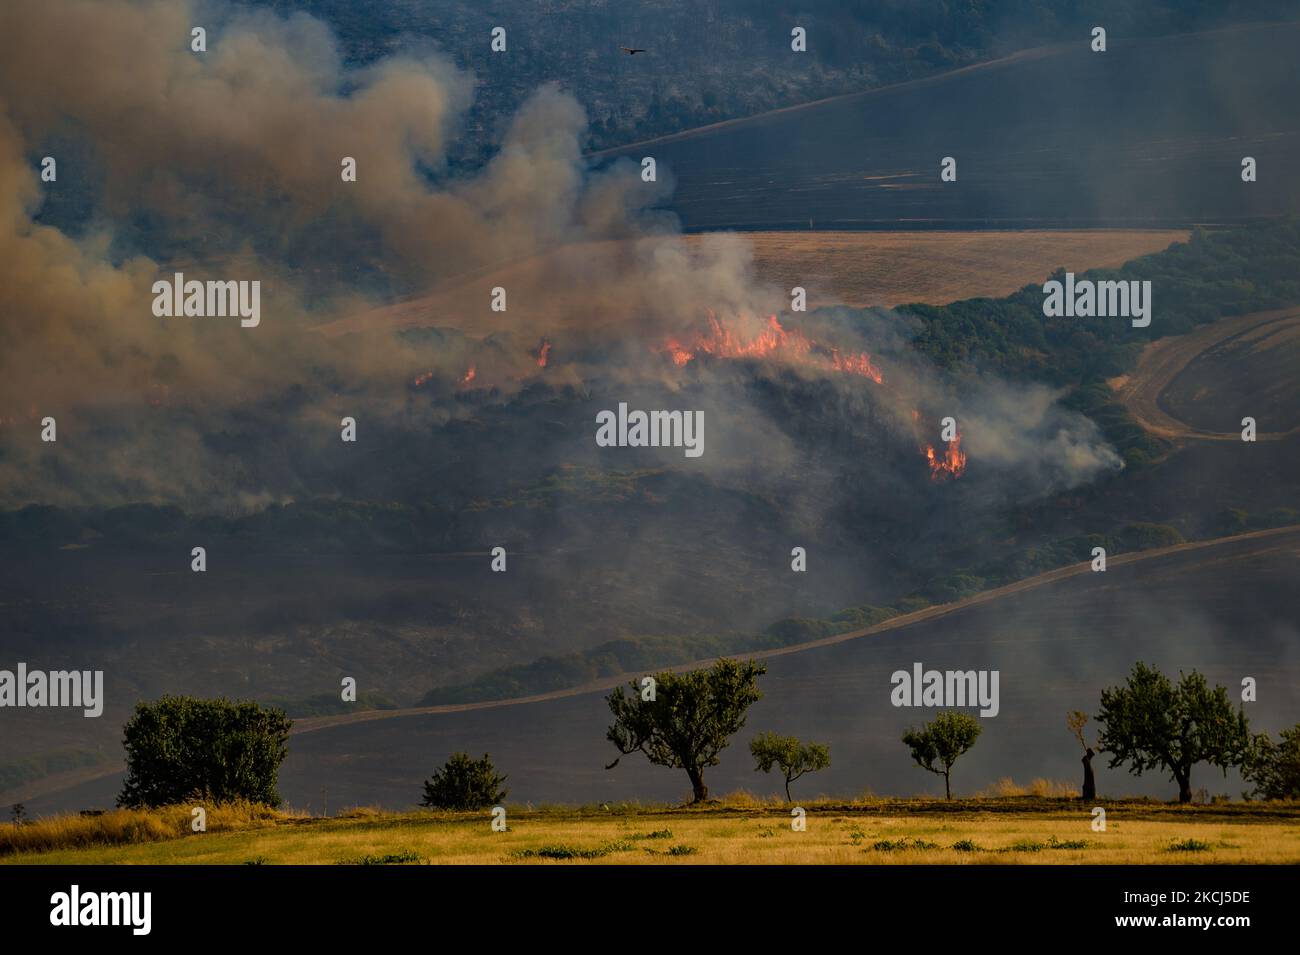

left=1243, top=724, right=1300, bottom=801
left=749, top=732, right=831, bottom=801
left=1097, top=662, right=1250, bottom=803
left=902, top=711, right=981, bottom=799
left=606, top=658, right=765, bottom=803
left=119, top=696, right=292, bottom=808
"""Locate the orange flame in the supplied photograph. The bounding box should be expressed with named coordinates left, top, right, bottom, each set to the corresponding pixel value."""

left=925, top=429, right=967, bottom=481
left=661, top=312, right=882, bottom=383
left=535, top=339, right=551, bottom=368
left=413, top=370, right=434, bottom=387
left=461, top=365, right=476, bottom=384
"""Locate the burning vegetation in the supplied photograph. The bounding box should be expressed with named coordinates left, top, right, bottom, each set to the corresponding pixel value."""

left=403, top=310, right=968, bottom=481
left=925, top=429, right=967, bottom=481
left=662, top=312, right=883, bottom=383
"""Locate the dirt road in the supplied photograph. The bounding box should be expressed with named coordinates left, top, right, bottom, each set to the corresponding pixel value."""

left=290, top=523, right=1300, bottom=733
left=1111, top=307, right=1300, bottom=441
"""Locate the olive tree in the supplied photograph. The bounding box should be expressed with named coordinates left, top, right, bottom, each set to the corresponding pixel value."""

left=1243, top=723, right=1300, bottom=800
left=1097, top=662, right=1250, bottom=804
left=606, top=658, right=765, bottom=803
left=749, top=732, right=830, bottom=801
left=902, top=711, right=981, bottom=799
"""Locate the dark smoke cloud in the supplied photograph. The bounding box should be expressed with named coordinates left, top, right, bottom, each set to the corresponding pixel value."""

left=0, top=0, right=1119, bottom=511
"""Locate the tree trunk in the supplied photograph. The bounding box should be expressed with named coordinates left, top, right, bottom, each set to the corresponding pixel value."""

left=1081, top=748, right=1096, bottom=801
left=784, top=778, right=792, bottom=802
left=1177, top=771, right=1192, bottom=804
left=686, top=766, right=708, bottom=803
left=944, top=770, right=952, bottom=800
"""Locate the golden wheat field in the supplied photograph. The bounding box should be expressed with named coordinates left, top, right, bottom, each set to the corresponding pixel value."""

left=320, top=229, right=1186, bottom=339
left=716, top=229, right=1188, bottom=309
left=4, top=793, right=1298, bottom=865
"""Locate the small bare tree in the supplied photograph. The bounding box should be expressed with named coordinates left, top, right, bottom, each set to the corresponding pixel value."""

left=1068, top=711, right=1097, bottom=800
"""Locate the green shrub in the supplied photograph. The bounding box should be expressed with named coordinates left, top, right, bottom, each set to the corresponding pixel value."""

left=420, top=753, right=507, bottom=811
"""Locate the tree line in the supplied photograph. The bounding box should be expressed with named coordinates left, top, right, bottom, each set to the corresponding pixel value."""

left=110, top=659, right=1300, bottom=811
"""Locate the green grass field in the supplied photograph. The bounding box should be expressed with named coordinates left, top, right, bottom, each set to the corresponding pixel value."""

left=5, top=797, right=1299, bottom=865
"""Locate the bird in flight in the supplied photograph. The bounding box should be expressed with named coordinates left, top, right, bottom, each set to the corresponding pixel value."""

left=621, top=46, right=646, bottom=55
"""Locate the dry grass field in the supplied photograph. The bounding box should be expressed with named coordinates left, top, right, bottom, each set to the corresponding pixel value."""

left=5, top=795, right=1298, bottom=865
left=707, top=229, right=1187, bottom=309
left=319, top=230, right=1185, bottom=338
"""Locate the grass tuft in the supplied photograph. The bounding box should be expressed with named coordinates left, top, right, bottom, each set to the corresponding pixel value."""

left=633, top=829, right=674, bottom=840
left=980, top=777, right=1079, bottom=798
left=0, top=801, right=285, bottom=856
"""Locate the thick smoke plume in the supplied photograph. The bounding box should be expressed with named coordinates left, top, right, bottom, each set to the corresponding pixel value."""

left=0, top=0, right=1119, bottom=510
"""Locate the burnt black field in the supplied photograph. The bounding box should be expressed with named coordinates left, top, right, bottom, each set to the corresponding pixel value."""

left=601, top=23, right=1300, bottom=230
left=24, top=526, right=1300, bottom=814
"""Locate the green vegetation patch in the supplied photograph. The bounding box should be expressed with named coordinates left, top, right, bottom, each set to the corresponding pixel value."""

left=871, top=837, right=941, bottom=852
left=514, top=840, right=635, bottom=860
left=1003, top=836, right=1092, bottom=853
left=1167, top=838, right=1214, bottom=853
left=338, top=850, right=427, bottom=865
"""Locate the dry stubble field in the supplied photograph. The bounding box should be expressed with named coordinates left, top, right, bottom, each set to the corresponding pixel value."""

left=5, top=797, right=1299, bottom=865
left=322, top=229, right=1186, bottom=338
left=713, top=229, right=1188, bottom=309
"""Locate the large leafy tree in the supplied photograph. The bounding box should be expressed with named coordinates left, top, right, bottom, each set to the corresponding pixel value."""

left=1097, top=663, right=1251, bottom=803
left=118, top=696, right=292, bottom=808
left=421, top=752, right=508, bottom=810
left=1242, top=724, right=1300, bottom=800
left=605, top=658, right=765, bottom=803
left=749, top=732, right=830, bottom=801
left=902, top=711, right=981, bottom=799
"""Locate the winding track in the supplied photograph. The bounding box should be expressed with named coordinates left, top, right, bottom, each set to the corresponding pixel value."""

left=1112, top=307, right=1300, bottom=441
left=290, top=524, right=1300, bottom=734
